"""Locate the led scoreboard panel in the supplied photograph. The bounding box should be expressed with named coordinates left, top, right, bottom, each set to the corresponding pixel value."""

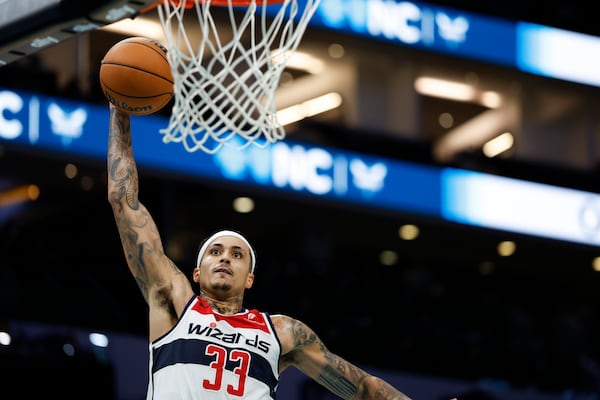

left=301, top=0, right=600, bottom=88
left=1, top=88, right=599, bottom=247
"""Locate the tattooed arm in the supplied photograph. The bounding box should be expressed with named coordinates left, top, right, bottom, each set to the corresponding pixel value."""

left=107, top=104, right=194, bottom=340
left=272, top=314, right=412, bottom=400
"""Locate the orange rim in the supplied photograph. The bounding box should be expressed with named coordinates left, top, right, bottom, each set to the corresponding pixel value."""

left=206, top=0, right=286, bottom=5
left=143, top=0, right=286, bottom=10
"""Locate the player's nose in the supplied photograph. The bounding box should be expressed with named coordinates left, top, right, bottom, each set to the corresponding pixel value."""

left=220, top=251, right=233, bottom=263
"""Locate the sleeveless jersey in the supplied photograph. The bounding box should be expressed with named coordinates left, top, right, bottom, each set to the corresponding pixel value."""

left=146, top=296, right=281, bottom=400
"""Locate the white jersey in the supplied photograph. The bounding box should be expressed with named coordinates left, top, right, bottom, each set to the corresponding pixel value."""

left=146, top=296, right=281, bottom=400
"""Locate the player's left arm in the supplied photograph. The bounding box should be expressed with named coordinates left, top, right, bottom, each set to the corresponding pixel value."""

left=273, top=314, right=412, bottom=400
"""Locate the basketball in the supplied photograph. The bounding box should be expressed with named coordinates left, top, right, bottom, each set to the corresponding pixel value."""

left=100, top=37, right=174, bottom=116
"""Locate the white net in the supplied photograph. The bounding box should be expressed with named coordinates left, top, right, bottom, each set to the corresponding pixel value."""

left=156, top=0, right=321, bottom=154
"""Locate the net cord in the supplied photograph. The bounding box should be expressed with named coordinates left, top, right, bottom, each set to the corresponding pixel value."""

left=156, top=0, right=320, bottom=154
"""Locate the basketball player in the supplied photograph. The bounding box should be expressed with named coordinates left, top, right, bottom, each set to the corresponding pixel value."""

left=106, top=103, right=413, bottom=400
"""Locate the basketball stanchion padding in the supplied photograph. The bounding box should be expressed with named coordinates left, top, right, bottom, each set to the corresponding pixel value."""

left=145, top=0, right=321, bottom=154
left=100, top=37, right=174, bottom=116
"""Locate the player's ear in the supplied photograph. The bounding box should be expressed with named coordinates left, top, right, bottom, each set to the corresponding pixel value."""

left=192, top=267, right=201, bottom=282
left=245, top=273, right=254, bottom=289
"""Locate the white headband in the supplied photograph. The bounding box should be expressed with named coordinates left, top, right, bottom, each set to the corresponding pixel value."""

left=196, top=230, right=256, bottom=273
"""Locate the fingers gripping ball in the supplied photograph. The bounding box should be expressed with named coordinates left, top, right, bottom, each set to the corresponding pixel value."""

left=100, top=37, right=174, bottom=116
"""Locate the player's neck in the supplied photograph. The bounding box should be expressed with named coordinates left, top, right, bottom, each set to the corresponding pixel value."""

left=199, top=290, right=244, bottom=315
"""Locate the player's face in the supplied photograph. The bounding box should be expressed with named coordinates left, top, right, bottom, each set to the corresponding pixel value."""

left=195, top=236, right=254, bottom=295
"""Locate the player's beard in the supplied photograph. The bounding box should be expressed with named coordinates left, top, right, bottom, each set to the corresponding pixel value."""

left=211, top=281, right=232, bottom=292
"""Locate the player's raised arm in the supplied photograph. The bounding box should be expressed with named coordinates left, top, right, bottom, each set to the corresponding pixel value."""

left=273, top=314, right=412, bottom=400
left=106, top=104, right=179, bottom=304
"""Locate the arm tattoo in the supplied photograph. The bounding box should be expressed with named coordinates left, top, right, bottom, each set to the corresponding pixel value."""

left=319, top=364, right=357, bottom=398
left=287, top=319, right=360, bottom=398
left=320, top=358, right=411, bottom=400
left=284, top=317, right=410, bottom=399
left=108, top=113, right=139, bottom=211
left=109, top=155, right=139, bottom=211
left=107, top=108, right=154, bottom=301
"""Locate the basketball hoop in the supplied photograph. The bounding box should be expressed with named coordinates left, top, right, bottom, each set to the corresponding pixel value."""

left=152, top=0, right=321, bottom=154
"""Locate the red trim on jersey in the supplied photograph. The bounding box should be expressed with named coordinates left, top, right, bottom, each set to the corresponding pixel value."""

left=192, top=296, right=270, bottom=333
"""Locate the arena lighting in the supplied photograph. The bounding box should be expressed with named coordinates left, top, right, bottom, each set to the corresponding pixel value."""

left=232, top=196, right=255, bottom=213
left=433, top=103, right=519, bottom=163
left=414, top=76, right=502, bottom=108
left=88, top=332, right=109, bottom=348
left=276, top=92, right=342, bottom=126
left=479, top=91, right=502, bottom=108
left=414, top=77, right=474, bottom=101
left=497, top=240, right=516, bottom=256
left=0, top=331, right=11, bottom=346
left=273, top=50, right=325, bottom=74
left=398, top=224, right=420, bottom=240
left=379, top=250, right=399, bottom=266
left=593, top=257, right=600, bottom=272
left=0, top=184, right=40, bottom=207
left=482, top=132, right=514, bottom=158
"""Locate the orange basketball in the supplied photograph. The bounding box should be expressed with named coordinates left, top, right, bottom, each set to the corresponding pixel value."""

left=100, top=37, right=174, bottom=116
